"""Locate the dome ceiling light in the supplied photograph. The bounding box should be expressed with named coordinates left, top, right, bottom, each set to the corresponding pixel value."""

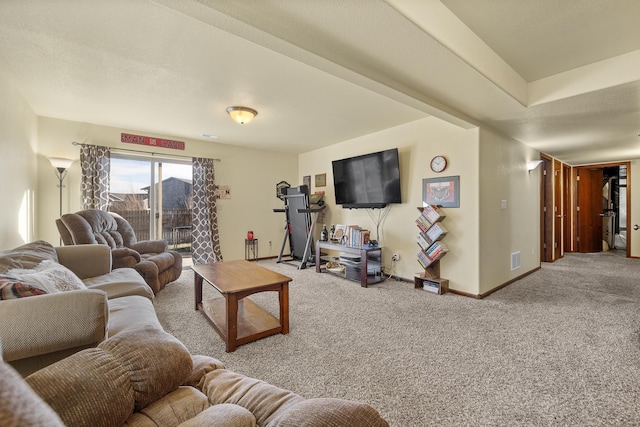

left=226, top=106, right=258, bottom=125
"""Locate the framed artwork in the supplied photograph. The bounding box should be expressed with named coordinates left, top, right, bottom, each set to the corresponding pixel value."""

left=303, top=175, right=311, bottom=190
left=422, top=176, right=460, bottom=208
left=315, top=173, right=326, bottom=187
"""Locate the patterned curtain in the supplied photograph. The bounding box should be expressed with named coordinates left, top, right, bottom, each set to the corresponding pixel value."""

left=80, top=144, right=110, bottom=210
left=192, top=157, right=223, bottom=264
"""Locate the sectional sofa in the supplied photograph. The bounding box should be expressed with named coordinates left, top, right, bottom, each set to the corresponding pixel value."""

left=0, top=240, right=389, bottom=426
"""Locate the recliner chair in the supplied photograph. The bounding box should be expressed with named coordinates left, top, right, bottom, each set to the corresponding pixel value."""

left=56, top=209, right=182, bottom=294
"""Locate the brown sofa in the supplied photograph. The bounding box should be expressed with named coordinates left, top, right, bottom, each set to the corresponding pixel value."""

left=0, top=240, right=389, bottom=426
left=56, top=209, right=182, bottom=293
left=0, top=240, right=158, bottom=376
left=1, top=318, right=389, bottom=427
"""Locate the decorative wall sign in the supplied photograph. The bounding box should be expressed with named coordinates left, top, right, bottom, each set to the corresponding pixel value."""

left=214, top=184, right=231, bottom=200
left=121, top=133, right=185, bottom=150
left=423, top=176, right=460, bottom=208
left=315, top=173, right=326, bottom=187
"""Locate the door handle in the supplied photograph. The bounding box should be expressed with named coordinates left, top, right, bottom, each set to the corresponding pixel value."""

left=634, top=225, right=639, bottom=231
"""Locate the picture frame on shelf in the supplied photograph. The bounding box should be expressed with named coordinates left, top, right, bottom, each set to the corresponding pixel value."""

left=422, top=175, right=460, bottom=208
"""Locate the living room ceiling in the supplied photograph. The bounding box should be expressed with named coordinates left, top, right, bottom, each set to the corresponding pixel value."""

left=0, top=1, right=639, bottom=165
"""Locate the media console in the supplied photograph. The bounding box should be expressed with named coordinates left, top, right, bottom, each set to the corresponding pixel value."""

left=315, top=241, right=384, bottom=287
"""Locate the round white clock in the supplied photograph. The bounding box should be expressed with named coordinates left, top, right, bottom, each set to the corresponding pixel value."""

left=430, top=155, right=447, bottom=173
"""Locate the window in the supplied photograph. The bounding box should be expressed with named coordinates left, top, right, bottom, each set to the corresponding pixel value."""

left=109, top=155, right=193, bottom=255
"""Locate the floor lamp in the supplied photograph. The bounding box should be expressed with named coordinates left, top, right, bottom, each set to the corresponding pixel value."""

left=48, top=157, right=74, bottom=243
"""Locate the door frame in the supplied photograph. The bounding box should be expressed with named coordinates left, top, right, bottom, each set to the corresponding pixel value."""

left=540, top=154, right=554, bottom=262
left=572, top=161, right=631, bottom=257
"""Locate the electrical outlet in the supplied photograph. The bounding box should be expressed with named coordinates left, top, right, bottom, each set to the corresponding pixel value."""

left=392, top=253, right=400, bottom=261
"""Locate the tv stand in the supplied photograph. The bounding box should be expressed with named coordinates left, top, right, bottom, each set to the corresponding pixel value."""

left=315, top=241, right=384, bottom=287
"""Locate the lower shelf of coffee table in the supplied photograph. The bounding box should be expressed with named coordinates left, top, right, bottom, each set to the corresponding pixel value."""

left=200, top=297, right=281, bottom=343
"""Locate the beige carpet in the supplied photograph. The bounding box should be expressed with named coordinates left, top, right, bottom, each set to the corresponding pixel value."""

left=155, top=253, right=640, bottom=426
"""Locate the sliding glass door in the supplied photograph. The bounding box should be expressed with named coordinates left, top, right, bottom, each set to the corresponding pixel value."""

left=109, top=155, right=192, bottom=255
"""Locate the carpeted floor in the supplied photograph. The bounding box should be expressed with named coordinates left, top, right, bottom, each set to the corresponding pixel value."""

left=155, top=253, right=640, bottom=426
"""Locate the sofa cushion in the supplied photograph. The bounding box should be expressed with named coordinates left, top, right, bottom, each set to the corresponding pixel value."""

left=99, top=327, right=194, bottom=411
left=0, top=275, right=48, bottom=299
left=83, top=267, right=154, bottom=300
left=178, top=403, right=257, bottom=427
left=125, top=387, right=210, bottom=426
left=108, top=295, right=163, bottom=337
left=0, top=360, right=65, bottom=427
left=199, top=369, right=305, bottom=427
left=267, top=398, right=390, bottom=427
left=8, top=260, right=87, bottom=293
left=26, top=347, right=135, bottom=427
left=0, top=240, right=58, bottom=275
left=25, top=328, right=193, bottom=427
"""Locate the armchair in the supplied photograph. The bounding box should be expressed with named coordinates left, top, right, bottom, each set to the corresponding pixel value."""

left=56, top=209, right=182, bottom=293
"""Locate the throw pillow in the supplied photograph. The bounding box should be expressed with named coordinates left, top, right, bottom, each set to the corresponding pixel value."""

left=7, top=260, right=87, bottom=293
left=0, top=275, right=48, bottom=300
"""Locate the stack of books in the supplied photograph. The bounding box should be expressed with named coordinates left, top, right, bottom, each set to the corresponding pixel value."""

left=333, top=224, right=370, bottom=248
left=417, top=241, right=449, bottom=268
left=415, top=205, right=448, bottom=269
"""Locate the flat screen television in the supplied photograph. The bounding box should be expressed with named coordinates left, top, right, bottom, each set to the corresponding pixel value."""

left=332, top=148, right=402, bottom=209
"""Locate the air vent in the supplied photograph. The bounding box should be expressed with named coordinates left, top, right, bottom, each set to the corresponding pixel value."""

left=511, top=251, right=521, bottom=271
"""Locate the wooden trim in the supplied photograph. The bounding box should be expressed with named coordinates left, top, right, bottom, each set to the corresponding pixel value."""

left=477, top=267, right=541, bottom=299
left=447, top=289, right=482, bottom=299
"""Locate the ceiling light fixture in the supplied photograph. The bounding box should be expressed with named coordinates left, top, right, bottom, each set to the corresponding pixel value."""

left=226, top=106, right=257, bottom=125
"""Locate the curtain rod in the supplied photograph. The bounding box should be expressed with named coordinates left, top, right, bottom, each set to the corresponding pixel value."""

left=71, top=141, right=221, bottom=161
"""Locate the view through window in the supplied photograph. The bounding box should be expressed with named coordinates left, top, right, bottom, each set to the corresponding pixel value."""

left=109, top=155, right=193, bottom=257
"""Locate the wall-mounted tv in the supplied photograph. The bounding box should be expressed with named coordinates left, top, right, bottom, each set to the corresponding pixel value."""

left=332, top=148, right=401, bottom=209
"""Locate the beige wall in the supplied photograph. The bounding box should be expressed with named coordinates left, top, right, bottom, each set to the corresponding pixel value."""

left=478, top=128, right=541, bottom=295
left=36, top=117, right=298, bottom=261
left=0, top=74, right=38, bottom=248
left=299, top=117, right=481, bottom=295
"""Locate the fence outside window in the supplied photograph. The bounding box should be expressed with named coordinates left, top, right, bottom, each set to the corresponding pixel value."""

left=109, top=208, right=192, bottom=254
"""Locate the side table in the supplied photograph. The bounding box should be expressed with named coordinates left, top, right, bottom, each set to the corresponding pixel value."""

left=245, top=239, right=258, bottom=260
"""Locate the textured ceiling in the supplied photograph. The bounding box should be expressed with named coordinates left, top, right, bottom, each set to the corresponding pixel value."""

left=0, top=0, right=639, bottom=165
left=441, top=0, right=640, bottom=81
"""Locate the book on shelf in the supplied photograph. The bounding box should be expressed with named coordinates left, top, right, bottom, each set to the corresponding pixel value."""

left=415, top=217, right=429, bottom=233
left=350, top=226, right=369, bottom=247
left=416, top=233, right=431, bottom=251
left=332, top=225, right=370, bottom=247
left=426, top=241, right=449, bottom=261
left=426, top=222, right=448, bottom=242
left=416, top=211, right=432, bottom=228
left=415, top=205, right=448, bottom=274
left=421, top=204, right=443, bottom=224
left=422, top=280, right=440, bottom=293
left=416, top=249, right=433, bottom=268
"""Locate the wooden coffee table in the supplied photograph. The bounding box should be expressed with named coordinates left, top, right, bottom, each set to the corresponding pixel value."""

left=192, top=260, right=292, bottom=352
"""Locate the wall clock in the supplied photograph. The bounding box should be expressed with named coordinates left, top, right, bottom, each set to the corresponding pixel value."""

left=430, top=155, right=447, bottom=173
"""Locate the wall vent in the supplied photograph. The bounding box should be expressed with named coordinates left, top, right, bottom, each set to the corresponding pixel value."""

left=511, top=251, right=521, bottom=271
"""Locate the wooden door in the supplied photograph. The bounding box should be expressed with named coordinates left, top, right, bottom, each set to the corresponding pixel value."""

left=562, top=164, right=571, bottom=252
left=576, top=168, right=604, bottom=252
left=541, top=157, right=554, bottom=261
left=553, top=160, right=562, bottom=259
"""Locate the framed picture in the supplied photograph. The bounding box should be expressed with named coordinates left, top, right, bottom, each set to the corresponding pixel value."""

left=315, top=173, right=326, bottom=187
left=422, top=176, right=460, bottom=208
left=303, top=175, right=311, bottom=190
